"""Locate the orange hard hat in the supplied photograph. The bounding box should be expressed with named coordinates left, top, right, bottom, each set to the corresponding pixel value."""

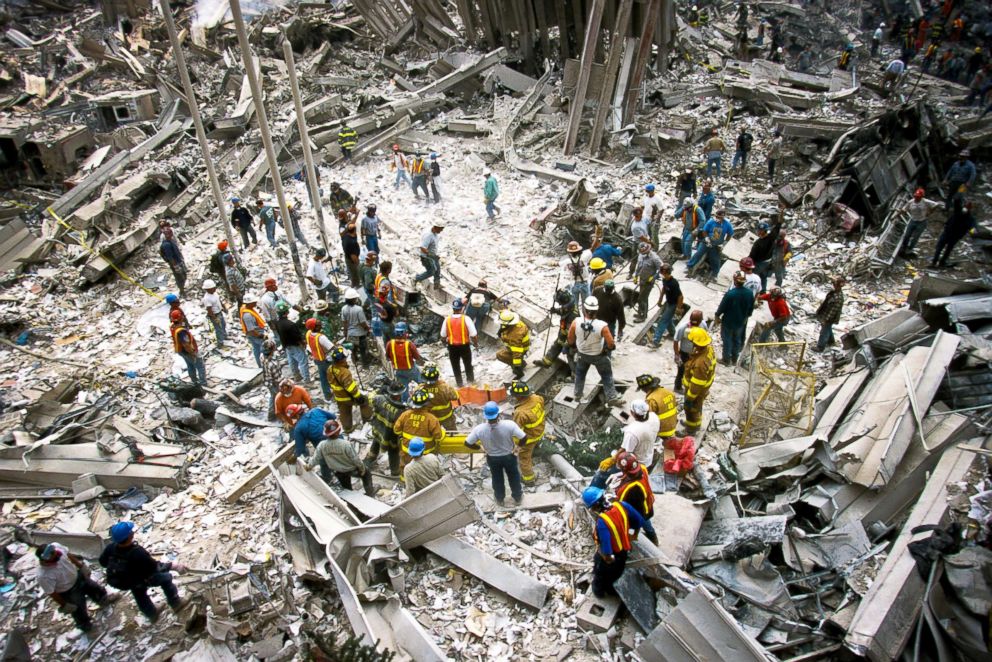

left=305, top=318, right=318, bottom=330
left=169, top=309, right=184, bottom=322
left=217, top=240, right=228, bottom=250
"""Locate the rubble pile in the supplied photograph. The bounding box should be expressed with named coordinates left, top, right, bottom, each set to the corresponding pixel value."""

left=0, top=0, right=991, bottom=660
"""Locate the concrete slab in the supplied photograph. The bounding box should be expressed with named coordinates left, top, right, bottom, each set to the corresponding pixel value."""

left=615, top=569, right=659, bottom=633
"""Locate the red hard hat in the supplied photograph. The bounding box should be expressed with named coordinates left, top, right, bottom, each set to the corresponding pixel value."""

left=169, top=309, right=184, bottom=322
left=264, top=278, right=277, bottom=290
left=616, top=450, right=641, bottom=476
left=392, top=144, right=400, bottom=150
left=305, top=318, right=318, bottom=330
left=217, top=240, right=228, bottom=250
left=740, top=257, right=755, bottom=270
left=913, top=188, right=925, bottom=199
left=285, top=404, right=306, bottom=418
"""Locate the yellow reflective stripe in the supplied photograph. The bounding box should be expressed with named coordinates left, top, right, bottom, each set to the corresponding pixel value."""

left=600, top=514, right=623, bottom=551
left=690, top=375, right=713, bottom=387
left=523, top=412, right=545, bottom=428
left=508, top=345, right=527, bottom=352
left=401, top=431, right=419, bottom=440
left=522, top=434, right=543, bottom=445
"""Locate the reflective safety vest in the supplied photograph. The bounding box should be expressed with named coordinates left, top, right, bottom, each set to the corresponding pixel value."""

left=681, top=205, right=701, bottom=231
left=239, top=306, right=266, bottom=334
left=338, top=127, right=357, bottom=149
left=445, top=315, right=470, bottom=346
left=306, top=330, right=328, bottom=361
left=171, top=325, right=197, bottom=354
left=618, top=469, right=655, bottom=518
left=839, top=51, right=851, bottom=67
left=387, top=339, right=415, bottom=370
left=595, top=503, right=632, bottom=554
left=646, top=386, right=678, bottom=438
left=329, top=363, right=361, bottom=403
left=410, top=158, right=425, bottom=175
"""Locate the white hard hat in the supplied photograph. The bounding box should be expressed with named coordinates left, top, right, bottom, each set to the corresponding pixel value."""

left=583, top=296, right=599, bottom=311
left=683, top=196, right=694, bottom=207
left=483, top=169, right=491, bottom=176
left=243, top=293, right=258, bottom=304
left=344, top=288, right=360, bottom=300
left=631, top=399, right=649, bottom=417
left=432, top=221, right=446, bottom=229
left=879, top=22, right=886, bottom=27
left=202, top=279, right=216, bottom=289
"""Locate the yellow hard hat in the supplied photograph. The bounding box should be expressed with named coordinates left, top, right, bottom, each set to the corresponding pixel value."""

left=589, top=257, right=607, bottom=271
left=499, top=310, right=519, bottom=326
left=687, top=327, right=711, bottom=347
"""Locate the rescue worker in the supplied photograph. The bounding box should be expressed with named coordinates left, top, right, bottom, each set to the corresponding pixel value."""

left=589, top=257, right=613, bottom=292
left=420, top=363, right=459, bottom=432
left=561, top=240, right=593, bottom=303
left=738, top=257, right=762, bottom=296
left=675, top=196, right=706, bottom=260
left=704, top=129, right=726, bottom=179
left=390, top=144, right=410, bottom=188
left=534, top=289, right=578, bottom=372
left=441, top=299, right=477, bottom=387
left=261, top=340, right=281, bottom=419
left=682, top=327, right=717, bottom=434
left=404, top=438, right=444, bottom=496
left=169, top=309, right=206, bottom=386
left=259, top=278, right=290, bottom=329
left=274, top=379, right=313, bottom=427
left=361, top=252, right=378, bottom=300
left=368, top=382, right=406, bottom=476
left=327, top=345, right=372, bottom=432
left=37, top=542, right=116, bottom=632
left=593, top=280, right=626, bottom=342
left=675, top=168, right=698, bottom=201
left=230, top=197, right=258, bottom=247
left=931, top=195, right=977, bottom=268
left=159, top=227, right=186, bottom=296
left=164, top=293, right=187, bottom=327
left=484, top=170, right=501, bottom=219
left=687, top=208, right=734, bottom=278
left=496, top=310, right=531, bottom=379
left=749, top=220, right=783, bottom=293
left=287, top=403, right=336, bottom=457
left=410, top=152, right=429, bottom=199
left=464, top=279, right=497, bottom=329
left=307, top=247, right=334, bottom=301
left=310, top=417, right=374, bottom=495
left=393, top=388, right=446, bottom=477
left=630, top=205, right=650, bottom=252
left=673, top=310, right=708, bottom=393
left=941, top=150, right=977, bottom=210
left=767, top=127, right=784, bottom=182
left=202, top=279, right=227, bottom=346
left=569, top=297, right=622, bottom=406
left=337, top=124, right=357, bottom=162
left=99, top=522, right=188, bottom=623
left=256, top=198, right=278, bottom=248
left=732, top=127, right=754, bottom=174
left=582, top=486, right=655, bottom=598
left=619, top=401, right=660, bottom=470
left=697, top=180, right=716, bottom=219
left=510, top=381, right=545, bottom=484
left=652, top=264, right=683, bottom=345
left=341, top=288, right=371, bottom=364
left=465, top=402, right=525, bottom=506
left=304, top=318, right=335, bottom=401
left=328, top=182, right=355, bottom=214
left=414, top=222, right=444, bottom=289
left=633, top=243, right=662, bottom=323
left=429, top=152, right=442, bottom=203
left=208, top=239, right=230, bottom=283
left=360, top=205, right=381, bottom=255
left=374, top=261, right=400, bottom=338
left=240, top=293, right=267, bottom=368
left=386, top=322, right=423, bottom=397
left=814, top=276, right=846, bottom=352
left=273, top=302, right=308, bottom=382
left=286, top=201, right=309, bottom=248
left=642, top=183, right=664, bottom=244
left=615, top=451, right=655, bottom=520
left=838, top=43, right=854, bottom=70
left=757, top=287, right=791, bottom=342
left=636, top=374, right=678, bottom=454
left=715, top=271, right=755, bottom=365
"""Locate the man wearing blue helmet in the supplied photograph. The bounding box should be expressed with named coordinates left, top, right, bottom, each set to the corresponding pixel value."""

left=403, top=437, right=443, bottom=496
left=581, top=486, right=655, bottom=598
left=465, top=402, right=525, bottom=506
left=99, top=522, right=188, bottom=622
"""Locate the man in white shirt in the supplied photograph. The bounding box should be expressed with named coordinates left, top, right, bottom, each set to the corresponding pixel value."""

left=306, top=248, right=333, bottom=300
left=871, top=23, right=884, bottom=57
left=621, top=400, right=660, bottom=469
left=642, top=183, right=664, bottom=246
left=201, top=279, right=227, bottom=345
left=414, top=223, right=444, bottom=288
left=900, top=188, right=943, bottom=258
left=37, top=543, right=115, bottom=632
left=883, top=58, right=905, bottom=92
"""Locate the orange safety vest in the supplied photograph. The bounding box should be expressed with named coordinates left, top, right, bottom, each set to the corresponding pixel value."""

left=618, top=470, right=655, bottom=518
left=171, top=325, right=197, bottom=354
left=239, top=306, right=266, bottom=334
left=595, top=504, right=632, bottom=554
left=387, top=339, right=414, bottom=370
left=306, top=330, right=328, bottom=361
left=446, top=315, right=470, bottom=346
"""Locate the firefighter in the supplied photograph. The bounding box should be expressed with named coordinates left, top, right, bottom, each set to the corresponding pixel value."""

left=327, top=346, right=372, bottom=432
left=682, top=327, right=717, bottom=434
left=420, top=363, right=459, bottom=432
left=614, top=451, right=655, bottom=521
left=392, top=387, right=446, bottom=478
left=368, top=382, right=406, bottom=477
left=509, top=381, right=545, bottom=484
left=496, top=310, right=531, bottom=379
left=533, top=289, right=577, bottom=374
left=582, top=486, right=656, bottom=598
left=636, top=374, right=679, bottom=454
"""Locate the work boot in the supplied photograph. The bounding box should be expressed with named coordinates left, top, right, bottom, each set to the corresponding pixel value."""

left=170, top=597, right=190, bottom=613
left=495, top=498, right=505, bottom=507
left=606, top=397, right=624, bottom=408
left=533, top=357, right=553, bottom=367
left=513, top=496, right=523, bottom=506
left=98, top=593, right=122, bottom=608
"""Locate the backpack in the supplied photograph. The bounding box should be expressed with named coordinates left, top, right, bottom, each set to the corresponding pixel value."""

left=741, top=132, right=754, bottom=151
left=209, top=251, right=224, bottom=275
left=104, top=548, right=134, bottom=590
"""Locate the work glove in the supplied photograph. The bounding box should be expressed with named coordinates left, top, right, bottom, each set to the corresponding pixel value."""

left=598, top=456, right=616, bottom=472
left=356, top=394, right=369, bottom=406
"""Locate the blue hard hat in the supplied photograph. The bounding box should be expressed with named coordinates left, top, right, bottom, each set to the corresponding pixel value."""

left=430, top=152, right=438, bottom=159
left=645, top=184, right=656, bottom=192
left=452, top=299, right=464, bottom=310
left=582, top=486, right=605, bottom=508
left=231, top=197, right=241, bottom=203
left=758, top=222, right=770, bottom=232
left=110, top=521, right=135, bottom=543
left=165, top=293, right=179, bottom=304
left=408, top=437, right=425, bottom=457
left=395, top=322, right=409, bottom=335
left=483, top=401, right=500, bottom=420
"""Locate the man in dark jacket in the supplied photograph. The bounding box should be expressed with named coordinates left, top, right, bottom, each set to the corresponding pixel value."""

left=748, top=220, right=782, bottom=293
left=274, top=303, right=309, bottom=383
left=593, top=280, right=627, bottom=342
left=714, top=271, right=755, bottom=365
left=814, top=276, right=846, bottom=351
left=159, top=228, right=186, bottom=296
left=99, top=522, right=187, bottom=622
left=368, top=382, right=406, bottom=476
left=230, top=197, right=257, bottom=247
left=931, top=196, right=977, bottom=268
